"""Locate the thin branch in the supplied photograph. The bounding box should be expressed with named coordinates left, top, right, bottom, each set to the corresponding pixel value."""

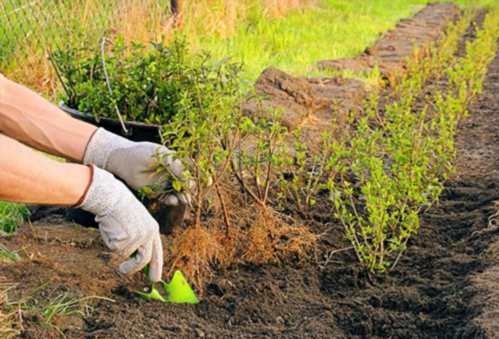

left=100, top=37, right=128, bottom=134
left=214, top=182, right=231, bottom=236
left=231, top=158, right=265, bottom=207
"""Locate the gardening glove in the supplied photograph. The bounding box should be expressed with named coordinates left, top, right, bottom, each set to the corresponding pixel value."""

left=77, top=165, right=164, bottom=282
left=83, top=128, right=190, bottom=207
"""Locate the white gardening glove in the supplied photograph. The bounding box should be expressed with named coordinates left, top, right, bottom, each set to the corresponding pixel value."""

left=83, top=128, right=189, bottom=206
left=77, top=165, right=164, bottom=282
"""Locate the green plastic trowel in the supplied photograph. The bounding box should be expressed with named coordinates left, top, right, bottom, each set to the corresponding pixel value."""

left=164, top=271, right=199, bottom=304
left=137, top=270, right=199, bottom=304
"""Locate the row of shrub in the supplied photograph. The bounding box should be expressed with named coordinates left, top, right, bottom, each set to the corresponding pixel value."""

left=326, top=7, right=499, bottom=271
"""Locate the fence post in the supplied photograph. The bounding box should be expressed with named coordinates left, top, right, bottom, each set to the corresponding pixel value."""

left=171, top=0, right=183, bottom=26
left=171, top=0, right=179, bottom=15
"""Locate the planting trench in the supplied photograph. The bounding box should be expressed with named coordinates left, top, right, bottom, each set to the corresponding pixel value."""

left=1, top=4, right=499, bottom=338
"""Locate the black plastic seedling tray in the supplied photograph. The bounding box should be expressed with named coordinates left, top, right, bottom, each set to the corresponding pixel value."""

left=59, top=103, right=163, bottom=143
left=59, top=103, right=184, bottom=235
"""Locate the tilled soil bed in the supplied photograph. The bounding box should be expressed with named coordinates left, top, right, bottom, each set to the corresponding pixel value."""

left=1, top=7, right=499, bottom=339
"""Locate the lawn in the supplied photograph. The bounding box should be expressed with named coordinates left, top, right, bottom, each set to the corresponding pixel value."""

left=195, top=0, right=431, bottom=82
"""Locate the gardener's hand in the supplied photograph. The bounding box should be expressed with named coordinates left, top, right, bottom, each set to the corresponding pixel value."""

left=78, top=165, right=163, bottom=282
left=83, top=128, right=190, bottom=206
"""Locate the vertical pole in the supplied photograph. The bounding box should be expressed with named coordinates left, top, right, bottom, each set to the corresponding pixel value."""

left=171, top=0, right=183, bottom=27
left=171, top=0, right=180, bottom=15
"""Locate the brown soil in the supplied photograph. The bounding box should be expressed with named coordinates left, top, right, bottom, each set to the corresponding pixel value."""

left=1, top=6, right=498, bottom=339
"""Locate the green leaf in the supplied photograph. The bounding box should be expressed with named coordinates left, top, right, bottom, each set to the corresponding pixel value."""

left=136, top=287, right=167, bottom=302
left=172, top=180, right=183, bottom=192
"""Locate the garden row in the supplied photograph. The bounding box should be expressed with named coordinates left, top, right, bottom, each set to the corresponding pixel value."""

left=326, top=6, right=499, bottom=271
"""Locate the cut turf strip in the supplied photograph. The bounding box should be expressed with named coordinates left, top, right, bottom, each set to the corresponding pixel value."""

left=243, top=3, right=462, bottom=146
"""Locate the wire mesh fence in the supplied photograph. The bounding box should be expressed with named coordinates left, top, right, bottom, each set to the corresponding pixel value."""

left=0, top=0, right=174, bottom=67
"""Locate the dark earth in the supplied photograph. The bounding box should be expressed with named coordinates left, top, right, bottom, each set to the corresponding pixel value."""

left=1, top=4, right=498, bottom=338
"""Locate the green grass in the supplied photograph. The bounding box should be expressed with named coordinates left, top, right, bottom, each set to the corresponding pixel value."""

left=2, top=286, right=114, bottom=337
left=193, top=0, right=426, bottom=82
left=0, top=202, right=29, bottom=236
left=193, top=0, right=496, bottom=84
left=0, top=244, right=20, bottom=263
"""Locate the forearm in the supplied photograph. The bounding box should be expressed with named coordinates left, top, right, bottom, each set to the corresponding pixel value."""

left=0, top=74, right=96, bottom=162
left=0, top=134, right=91, bottom=206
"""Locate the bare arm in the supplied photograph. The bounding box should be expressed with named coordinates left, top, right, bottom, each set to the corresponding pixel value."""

left=0, top=134, right=91, bottom=206
left=0, top=133, right=165, bottom=281
left=0, top=74, right=96, bottom=162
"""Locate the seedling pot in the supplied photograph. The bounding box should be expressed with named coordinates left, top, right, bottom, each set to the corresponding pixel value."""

left=65, top=197, right=185, bottom=235
left=60, top=103, right=184, bottom=235
left=59, top=102, right=162, bottom=143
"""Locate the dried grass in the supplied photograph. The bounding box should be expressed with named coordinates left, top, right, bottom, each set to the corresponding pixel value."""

left=110, top=0, right=177, bottom=46
left=2, top=0, right=314, bottom=98
left=182, top=0, right=314, bottom=38
left=5, top=47, right=59, bottom=98
left=0, top=280, right=20, bottom=339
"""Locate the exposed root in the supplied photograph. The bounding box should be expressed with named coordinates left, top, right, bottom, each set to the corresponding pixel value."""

left=243, top=207, right=317, bottom=265
left=167, top=225, right=223, bottom=292
left=166, top=198, right=318, bottom=293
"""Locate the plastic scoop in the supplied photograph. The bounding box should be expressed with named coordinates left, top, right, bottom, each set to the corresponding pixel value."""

left=163, top=270, right=199, bottom=304
left=136, top=270, right=198, bottom=304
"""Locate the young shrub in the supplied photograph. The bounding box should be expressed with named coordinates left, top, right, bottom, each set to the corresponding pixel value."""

left=232, top=115, right=289, bottom=209
left=51, top=36, right=193, bottom=124
left=147, top=46, right=245, bottom=290
left=326, top=10, right=497, bottom=272
left=276, top=106, right=357, bottom=218
left=159, top=49, right=243, bottom=228
left=228, top=110, right=319, bottom=266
